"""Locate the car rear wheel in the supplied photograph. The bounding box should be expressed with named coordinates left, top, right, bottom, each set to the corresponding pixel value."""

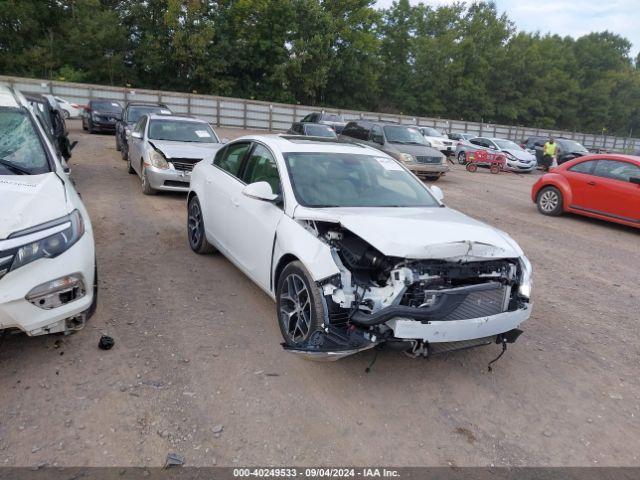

left=127, top=154, right=135, bottom=174
left=457, top=152, right=467, bottom=165
left=187, top=196, right=216, bottom=254
left=115, top=136, right=121, bottom=151
left=537, top=186, right=563, bottom=216
left=276, top=261, right=324, bottom=347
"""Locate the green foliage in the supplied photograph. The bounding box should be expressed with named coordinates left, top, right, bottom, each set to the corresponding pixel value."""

left=1, top=0, right=638, bottom=135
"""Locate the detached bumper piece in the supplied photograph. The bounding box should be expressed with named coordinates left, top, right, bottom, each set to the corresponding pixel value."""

left=283, top=326, right=378, bottom=361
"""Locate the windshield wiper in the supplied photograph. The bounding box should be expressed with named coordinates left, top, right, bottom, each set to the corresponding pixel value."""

left=0, top=159, right=33, bottom=175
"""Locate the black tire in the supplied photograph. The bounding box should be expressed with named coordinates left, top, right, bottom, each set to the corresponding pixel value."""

left=457, top=151, right=467, bottom=165
left=127, top=154, right=135, bottom=174
left=82, top=120, right=87, bottom=131
left=276, top=261, right=325, bottom=347
left=115, top=136, right=121, bottom=151
left=537, top=186, right=563, bottom=216
left=187, top=196, right=216, bottom=254
left=121, top=142, right=128, bottom=161
left=63, top=110, right=70, bottom=120
left=88, top=121, right=94, bottom=134
left=424, top=175, right=440, bottom=181
left=140, top=166, right=156, bottom=195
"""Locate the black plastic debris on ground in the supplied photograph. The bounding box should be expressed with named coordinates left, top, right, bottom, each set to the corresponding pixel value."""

left=164, top=453, right=185, bottom=468
left=98, top=335, right=114, bottom=350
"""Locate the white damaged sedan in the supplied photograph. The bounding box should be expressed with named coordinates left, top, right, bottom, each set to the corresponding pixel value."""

left=188, top=135, right=532, bottom=361
left=0, top=86, right=97, bottom=337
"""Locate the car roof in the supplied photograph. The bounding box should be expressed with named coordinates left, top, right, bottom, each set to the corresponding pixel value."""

left=126, top=101, right=169, bottom=108
left=235, top=134, right=384, bottom=155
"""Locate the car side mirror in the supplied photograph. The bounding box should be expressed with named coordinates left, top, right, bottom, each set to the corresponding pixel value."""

left=242, top=181, right=279, bottom=202
left=131, top=131, right=142, bottom=139
left=630, top=177, right=640, bottom=185
left=430, top=185, right=444, bottom=202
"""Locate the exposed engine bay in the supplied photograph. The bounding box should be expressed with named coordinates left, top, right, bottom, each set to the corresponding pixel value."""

left=286, top=220, right=531, bottom=361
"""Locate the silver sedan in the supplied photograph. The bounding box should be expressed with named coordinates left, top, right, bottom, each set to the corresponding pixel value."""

left=126, top=113, right=225, bottom=194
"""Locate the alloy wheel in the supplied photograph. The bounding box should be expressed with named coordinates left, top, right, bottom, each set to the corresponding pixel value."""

left=279, top=273, right=312, bottom=343
left=539, top=190, right=559, bottom=212
left=188, top=200, right=203, bottom=248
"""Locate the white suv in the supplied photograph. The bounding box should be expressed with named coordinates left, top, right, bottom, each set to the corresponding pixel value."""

left=0, top=86, right=97, bottom=337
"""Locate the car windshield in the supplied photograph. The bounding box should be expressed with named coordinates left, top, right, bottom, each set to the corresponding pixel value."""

left=0, top=109, right=50, bottom=175
left=148, top=120, right=219, bottom=143
left=494, top=139, right=522, bottom=150
left=92, top=101, right=121, bottom=112
left=128, top=106, right=168, bottom=124
left=383, top=126, right=427, bottom=145
left=284, top=152, right=439, bottom=208
left=423, top=127, right=446, bottom=137
left=304, top=124, right=337, bottom=138
left=559, top=139, right=588, bottom=153
left=322, top=114, right=343, bottom=122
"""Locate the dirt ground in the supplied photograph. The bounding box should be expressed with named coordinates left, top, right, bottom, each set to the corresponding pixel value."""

left=0, top=121, right=638, bottom=468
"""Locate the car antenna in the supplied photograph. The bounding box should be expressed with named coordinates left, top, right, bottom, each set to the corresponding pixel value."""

left=487, top=336, right=508, bottom=372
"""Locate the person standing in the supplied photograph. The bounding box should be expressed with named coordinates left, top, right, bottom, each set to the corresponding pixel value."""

left=542, top=137, right=558, bottom=171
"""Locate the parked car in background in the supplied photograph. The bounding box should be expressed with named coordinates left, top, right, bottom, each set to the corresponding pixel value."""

left=52, top=96, right=82, bottom=119
left=0, top=86, right=97, bottom=337
left=415, top=126, right=455, bottom=156
left=126, top=114, right=224, bottom=195
left=82, top=99, right=122, bottom=134
left=25, top=94, right=74, bottom=161
left=531, top=154, right=640, bottom=228
left=116, top=102, right=172, bottom=160
left=449, top=132, right=475, bottom=143
left=288, top=122, right=337, bottom=139
left=523, top=136, right=589, bottom=166
left=290, top=112, right=347, bottom=134
left=187, top=134, right=532, bottom=360
left=339, top=120, right=448, bottom=180
left=456, top=137, right=537, bottom=172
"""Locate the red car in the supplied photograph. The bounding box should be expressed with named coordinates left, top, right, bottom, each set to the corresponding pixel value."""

left=531, top=154, right=640, bottom=228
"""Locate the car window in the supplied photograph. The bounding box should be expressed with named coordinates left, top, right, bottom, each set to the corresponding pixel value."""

left=301, top=114, right=312, bottom=123
left=568, top=160, right=596, bottom=175
left=0, top=109, right=51, bottom=175
left=283, top=152, right=439, bottom=208
left=148, top=120, right=219, bottom=143
left=593, top=160, right=640, bottom=182
left=214, top=142, right=251, bottom=177
left=470, top=139, right=485, bottom=147
left=133, top=116, right=147, bottom=136
left=304, top=124, right=336, bottom=138
left=371, top=125, right=383, bottom=142
left=242, top=144, right=281, bottom=194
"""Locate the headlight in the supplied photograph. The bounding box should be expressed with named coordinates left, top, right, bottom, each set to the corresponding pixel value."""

left=505, top=152, right=516, bottom=160
left=518, top=256, right=533, bottom=299
left=91, top=112, right=100, bottom=121
left=11, top=210, right=85, bottom=272
left=150, top=150, right=169, bottom=169
left=398, top=153, right=415, bottom=163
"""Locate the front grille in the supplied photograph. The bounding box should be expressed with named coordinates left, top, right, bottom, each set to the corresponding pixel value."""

left=416, top=156, right=442, bottom=164
left=429, top=336, right=494, bottom=354
left=400, top=284, right=508, bottom=321
left=171, top=158, right=201, bottom=172
left=164, top=180, right=190, bottom=188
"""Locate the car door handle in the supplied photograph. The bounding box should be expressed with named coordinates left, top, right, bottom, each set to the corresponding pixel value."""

left=587, top=181, right=597, bottom=186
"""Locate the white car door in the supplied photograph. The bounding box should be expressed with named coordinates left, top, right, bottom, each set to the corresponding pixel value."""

left=201, top=141, right=252, bottom=260
left=231, top=143, right=285, bottom=290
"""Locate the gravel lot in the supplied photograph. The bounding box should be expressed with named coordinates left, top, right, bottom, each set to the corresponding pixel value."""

left=0, top=121, right=638, bottom=468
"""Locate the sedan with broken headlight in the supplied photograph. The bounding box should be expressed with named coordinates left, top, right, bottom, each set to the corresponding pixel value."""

left=187, top=135, right=533, bottom=361
left=126, top=113, right=225, bottom=194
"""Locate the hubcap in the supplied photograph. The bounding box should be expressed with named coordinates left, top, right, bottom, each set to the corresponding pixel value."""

left=141, top=168, right=147, bottom=189
left=279, top=273, right=312, bottom=343
left=540, top=190, right=559, bottom=212
left=188, top=201, right=202, bottom=247
left=458, top=152, right=466, bottom=164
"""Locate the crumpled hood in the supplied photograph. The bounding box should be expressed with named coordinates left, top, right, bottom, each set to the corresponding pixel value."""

left=295, top=206, right=523, bottom=261
left=150, top=140, right=224, bottom=161
left=503, top=148, right=536, bottom=162
left=0, top=173, right=69, bottom=240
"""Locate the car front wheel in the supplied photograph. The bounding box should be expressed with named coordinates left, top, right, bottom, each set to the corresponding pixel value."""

left=537, top=186, right=563, bottom=216
left=141, top=166, right=156, bottom=195
left=276, top=261, right=325, bottom=347
left=457, top=152, right=466, bottom=164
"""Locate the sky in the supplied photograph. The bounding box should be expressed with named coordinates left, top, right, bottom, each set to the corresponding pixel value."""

left=375, top=0, right=640, bottom=57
